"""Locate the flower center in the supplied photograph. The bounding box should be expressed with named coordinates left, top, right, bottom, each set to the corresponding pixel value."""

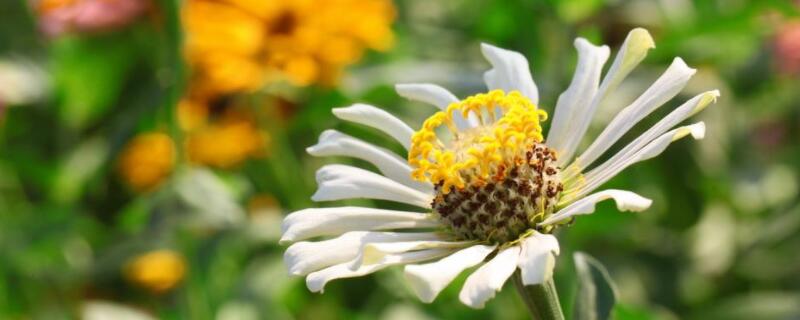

left=269, top=11, right=298, bottom=36
left=408, top=90, right=563, bottom=243
left=433, top=144, right=562, bottom=243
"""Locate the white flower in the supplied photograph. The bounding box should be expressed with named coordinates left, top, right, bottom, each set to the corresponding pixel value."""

left=0, top=58, right=48, bottom=107
left=281, top=28, right=719, bottom=309
left=82, top=300, right=155, bottom=320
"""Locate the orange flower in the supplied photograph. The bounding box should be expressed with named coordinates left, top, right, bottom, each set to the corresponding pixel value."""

left=117, top=132, right=175, bottom=191
left=186, top=111, right=267, bottom=168
left=177, top=97, right=209, bottom=131
left=124, top=250, right=186, bottom=293
left=182, top=0, right=395, bottom=94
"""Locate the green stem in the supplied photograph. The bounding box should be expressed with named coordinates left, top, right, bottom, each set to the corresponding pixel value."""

left=512, top=271, right=565, bottom=320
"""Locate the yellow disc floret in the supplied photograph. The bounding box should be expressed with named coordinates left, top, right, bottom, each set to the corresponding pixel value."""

left=409, top=90, right=548, bottom=193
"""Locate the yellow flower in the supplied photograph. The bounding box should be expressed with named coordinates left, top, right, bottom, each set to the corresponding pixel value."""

left=182, top=0, right=395, bottom=93
left=247, top=193, right=280, bottom=216
left=177, top=96, right=209, bottom=131
left=117, top=132, right=175, bottom=191
left=124, top=250, right=186, bottom=293
left=186, top=111, right=267, bottom=168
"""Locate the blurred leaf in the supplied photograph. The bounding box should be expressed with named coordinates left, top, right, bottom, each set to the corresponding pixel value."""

left=555, top=0, right=605, bottom=23
left=216, top=301, right=259, bottom=320
left=573, top=252, right=617, bottom=320
left=117, top=197, right=152, bottom=234
left=473, top=2, right=518, bottom=42
left=51, top=35, right=138, bottom=129
left=174, top=168, right=245, bottom=228
left=50, top=136, right=109, bottom=204
left=689, top=204, right=735, bottom=275
left=692, top=292, right=800, bottom=320
left=612, top=303, right=677, bottom=320
left=0, top=0, right=39, bottom=53
left=153, top=0, right=185, bottom=138
left=82, top=300, right=156, bottom=320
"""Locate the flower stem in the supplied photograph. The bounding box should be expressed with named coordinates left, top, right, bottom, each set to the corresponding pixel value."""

left=512, top=271, right=565, bottom=320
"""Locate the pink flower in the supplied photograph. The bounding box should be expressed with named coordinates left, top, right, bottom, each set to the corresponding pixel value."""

left=774, top=21, right=800, bottom=75
left=35, top=0, right=149, bottom=36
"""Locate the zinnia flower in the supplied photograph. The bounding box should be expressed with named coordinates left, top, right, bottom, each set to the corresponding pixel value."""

left=185, top=110, right=266, bottom=168
left=124, top=249, right=186, bottom=293
left=281, top=28, right=719, bottom=308
left=34, top=0, right=149, bottom=37
left=118, top=132, right=175, bottom=191
left=182, top=0, right=395, bottom=94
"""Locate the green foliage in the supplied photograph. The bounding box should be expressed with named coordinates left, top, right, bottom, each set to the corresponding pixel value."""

left=51, top=34, right=141, bottom=129
left=2, top=0, right=800, bottom=319
left=573, top=252, right=617, bottom=320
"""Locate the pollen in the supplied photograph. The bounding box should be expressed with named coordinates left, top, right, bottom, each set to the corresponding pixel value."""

left=409, top=90, right=548, bottom=193
left=409, top=90, right=562, bottom=243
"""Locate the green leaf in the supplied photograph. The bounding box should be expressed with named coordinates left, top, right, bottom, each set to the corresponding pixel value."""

left=173, top=168, right=246, bottom=228
left=49, top=136, right=109, bottom=204
left=51, top=34, right=138, bottom=129
left=555, top=0, right=605, bottom=23
left=573, top=252, right=617, bottom=320
left=693, top=292, right=800, bottom=320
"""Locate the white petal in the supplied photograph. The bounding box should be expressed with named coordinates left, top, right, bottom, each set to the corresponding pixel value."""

left=556, top=28, right=656, bottom=166
left=356, top=240, right=474, bottom=268
left=306, top=248, right=452, bottom=293
left=395, top=83, right=478, bottom=129
left=571, top=122, right=706, bottom=199
left=285, top=231, right=442, bottom=276
left=280, top=206, right=441, bottom=243
left=542, top=190, right=653, bottom=225
left=306, top=130, right=432, bottom=193
left=404, top=245, right=496, bottom=303
left=311, top=164, right=433, bottom=208
left=459, top=246, right=521, bottom=309
left=518, top=232, right=560, bottom=286
left=546, top=38, right=610, bottom=156
left=572, top=58, right=697, bottom=169
left=332, top=104, right=415, bottom=150
left=480, top=43, right=539, bottom=104
left=395, top=83, right=458, bottom=109
left=586, top=91, right=719, bottom=182
left=600, top=28, right=657, bottom=95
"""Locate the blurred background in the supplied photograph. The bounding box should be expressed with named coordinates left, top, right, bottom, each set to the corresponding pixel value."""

left=1, top=0, right=800, bottom=319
